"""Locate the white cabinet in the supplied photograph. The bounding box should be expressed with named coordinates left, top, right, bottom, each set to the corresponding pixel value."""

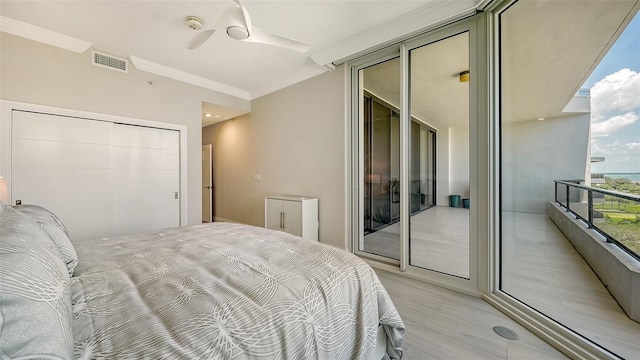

left=265, top=196, right=318, bottom=241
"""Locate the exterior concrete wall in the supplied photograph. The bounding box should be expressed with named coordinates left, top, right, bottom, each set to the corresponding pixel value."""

left=549, top=202, right=640, bottom=322
left=502, top=114, right=590, bottom=215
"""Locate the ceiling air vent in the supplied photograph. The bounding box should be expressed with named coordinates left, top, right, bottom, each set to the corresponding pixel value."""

left=92, top=51, right=128, bottom=73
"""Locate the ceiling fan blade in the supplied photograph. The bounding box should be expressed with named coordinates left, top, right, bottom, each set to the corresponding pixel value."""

left=246, top=26, right=312, bottom=52
left=187, top=29, right=216, bottom=50
left=187, top=3, right=247, bottom=49
left=232, top=0, right=252, bottom=32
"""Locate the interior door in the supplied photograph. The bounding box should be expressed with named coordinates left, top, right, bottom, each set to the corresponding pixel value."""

left=202, top=144, right=212, bottom=222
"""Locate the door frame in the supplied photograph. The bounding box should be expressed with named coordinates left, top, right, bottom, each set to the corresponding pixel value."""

left=202, top=144, right=213, bottom=223
left=0, top=100, right=188, bottom=225
left=347, top=17, right=485, bottom=295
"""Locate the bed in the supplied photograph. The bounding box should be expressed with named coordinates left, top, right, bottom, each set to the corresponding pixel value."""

left=0, top=203, right=405, bottom=359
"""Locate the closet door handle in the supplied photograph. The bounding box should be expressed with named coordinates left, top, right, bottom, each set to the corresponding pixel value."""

left=280, top=212, right=284, bottom=229
left=282, top=212, right=286, bottom=230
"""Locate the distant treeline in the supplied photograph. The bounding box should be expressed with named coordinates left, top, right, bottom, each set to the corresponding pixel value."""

left=596, top=177, right=640, bottom=196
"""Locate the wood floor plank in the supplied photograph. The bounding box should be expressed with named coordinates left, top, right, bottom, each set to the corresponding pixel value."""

left=376, top=269, right=568, bottom=359
left=365, top=206, right=639, bottom=358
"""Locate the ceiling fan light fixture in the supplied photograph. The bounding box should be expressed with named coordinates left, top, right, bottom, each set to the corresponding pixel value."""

left=227, top=26, right=249, bottom=40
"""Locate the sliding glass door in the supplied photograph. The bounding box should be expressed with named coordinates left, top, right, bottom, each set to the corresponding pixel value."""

left=359, top=57, right=401, bottom=260
left=408, top=31, right=470, bottom=279
left=353, top=20, right=476, bottom=284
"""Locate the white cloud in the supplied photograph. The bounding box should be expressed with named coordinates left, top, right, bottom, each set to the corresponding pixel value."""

left=590, top=68, right=640, bottom=125
left=591, top=140, right=640, bottom=172
left=591, top=112, right=638, bottom=138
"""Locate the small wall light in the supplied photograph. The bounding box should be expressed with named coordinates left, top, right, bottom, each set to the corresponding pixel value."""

left=459, top=70, right=470, bottom=83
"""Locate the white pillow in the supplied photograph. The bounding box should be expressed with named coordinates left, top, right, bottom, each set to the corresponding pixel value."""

left=13, top=204, right=78, bottom=276
left=0, top=204, right=74, bottom=359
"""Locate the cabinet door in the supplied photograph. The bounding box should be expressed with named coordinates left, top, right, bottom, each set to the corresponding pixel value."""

left=282, top=200, right=302, bottom=236
left=265, top=198, right=283, bottom=231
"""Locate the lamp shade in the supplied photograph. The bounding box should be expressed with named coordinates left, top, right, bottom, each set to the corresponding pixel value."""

left=0, top=177, right=8, bottom=204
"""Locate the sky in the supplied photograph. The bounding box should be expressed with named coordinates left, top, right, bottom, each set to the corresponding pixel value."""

left=583, top=11, right=640, bottom=174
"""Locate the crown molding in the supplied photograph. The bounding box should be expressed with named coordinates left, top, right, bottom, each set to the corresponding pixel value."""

left=250, top=63, right=328, bottom=100
left=0, top=16, right=92, bottom=53
left=129, top=56, right=251, bottom=100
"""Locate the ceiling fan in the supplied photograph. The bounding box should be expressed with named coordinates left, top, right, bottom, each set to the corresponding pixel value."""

left=187, top=0, right=312, bottom=52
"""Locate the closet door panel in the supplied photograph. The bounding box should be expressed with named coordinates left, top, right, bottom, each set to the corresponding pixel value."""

left=112, top=124, right=180, bottom=236
left=112, top=192, right=178, bottom=237
left=12, top=168, right=112, bottom=199
left=113, top=125, right=179, bottom=149
left=11, top=111, right=115, bottom=241
left=112, top=146, right=179, bottom=170
left=12, top=111, right=112, bottom=144
left=12, top=139, right=112, bottom=169
left=11, top=111, right=181, bottom=241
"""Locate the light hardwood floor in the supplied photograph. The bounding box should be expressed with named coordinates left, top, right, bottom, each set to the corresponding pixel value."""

left=376, top=269, right=568, bottom=359
left=364, top=206, right=640, bottom=359
left=363, top=207, right=469, bottom=278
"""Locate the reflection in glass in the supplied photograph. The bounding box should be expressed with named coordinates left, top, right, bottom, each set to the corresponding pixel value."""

left=361, top=58, right=401, bottom=260
left=409, top=32, right=470, bottom=279
left=500, top=1, right=640, bottom=358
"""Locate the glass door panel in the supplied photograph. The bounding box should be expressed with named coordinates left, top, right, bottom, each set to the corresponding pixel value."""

left=408, top=32, right=470, bottom=278
left=499, top=1, right=640, bottom=357
left=360, top=57, right=401, bottom=260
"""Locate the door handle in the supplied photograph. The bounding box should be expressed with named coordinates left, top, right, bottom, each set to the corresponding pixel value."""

left=203, top=186, right=213, bottom=189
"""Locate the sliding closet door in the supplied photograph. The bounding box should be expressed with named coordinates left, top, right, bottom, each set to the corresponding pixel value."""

left=112, top=124, right=180, bottom=237
left=11, top=110, right=115, bottom=240
left=11, top=110, right=180, bottom=240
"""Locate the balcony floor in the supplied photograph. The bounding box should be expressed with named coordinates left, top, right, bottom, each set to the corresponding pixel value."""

left=362, top=206, right=640, bottom=358
left=502, top=210, right=640, bottom=359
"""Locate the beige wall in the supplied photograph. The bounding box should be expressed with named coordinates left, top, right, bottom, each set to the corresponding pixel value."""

left=449, top=126, right=470, bottom=199
left=436, top=128, right=451, bottom=206
left=203, top=66, right=346, bottom=248
left=1, top=33, right=249, bottom=225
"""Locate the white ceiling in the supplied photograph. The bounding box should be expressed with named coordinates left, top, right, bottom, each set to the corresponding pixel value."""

left=1, top=0, right=637, bottom=128
left=0, top=0, right=481, bottom=126
left=364, top=32, right=470, bottom=129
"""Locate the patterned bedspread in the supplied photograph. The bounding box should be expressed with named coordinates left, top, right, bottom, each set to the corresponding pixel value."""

left=71, top=222, right=405, bottom=359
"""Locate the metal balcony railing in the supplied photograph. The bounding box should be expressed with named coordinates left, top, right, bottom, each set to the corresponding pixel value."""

left=576, top=88, right=591, bottom=97
left=554, top=180, right=640, bottom=261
